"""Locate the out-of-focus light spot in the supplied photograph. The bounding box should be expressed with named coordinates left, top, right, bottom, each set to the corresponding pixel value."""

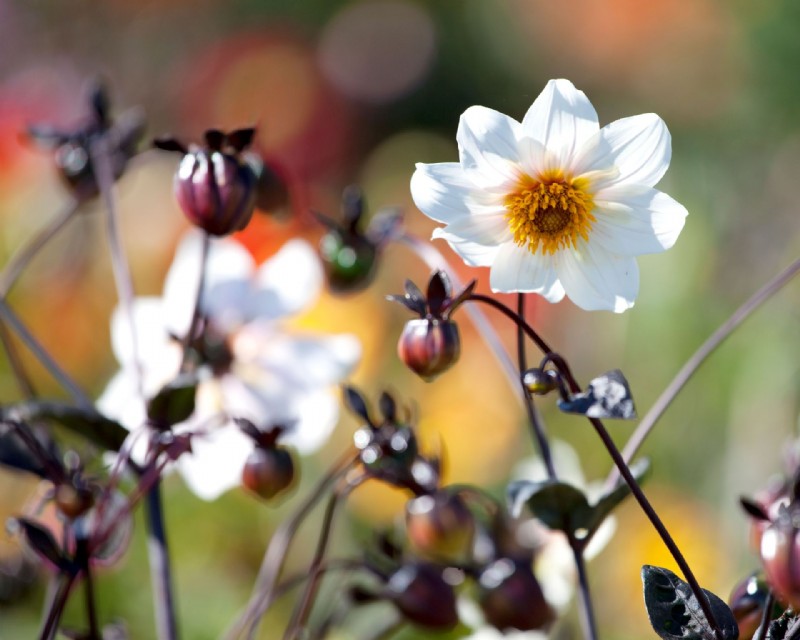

left=213, top=44, right=318, bottom=152
left=318, top=0, right=437, bottom=104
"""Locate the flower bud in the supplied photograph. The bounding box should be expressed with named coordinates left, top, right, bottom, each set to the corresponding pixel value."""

left=385, top=563, right=458, bottom=629
left=729, top=573, right=777, bottom=640
left=318, top=229, right=377, bottom=293
left=760, top=520, right=800, bottom=608
left=175, top=149, right=256, bottom=236
left=406, top=491, right=475, bottom=563
left=522, top=368, right=560, bottom=396
left=397, top=318, right=460, bottom=382
left=54, top=482, right=95, bottom=520
left=478, top=558, right=554, bottom=632
left=241, top=446, right=295, bottom=501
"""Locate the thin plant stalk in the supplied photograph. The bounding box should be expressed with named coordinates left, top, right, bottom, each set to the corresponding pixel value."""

left=0, top=320, right=36, bottom=398
left=229, top=449, right=358, bottom=640
left=283, top=479, right=361, bottom=640
left=144, top=479, right=179, bottom=640
left=89, top=136, right=144, bottom=400
left=754, top=590, right=775, bottom=640
left=571, top=545, right=599, bottom=640
left=608, top=256, right=800, bottom=489
left=180, top=232, right=211, bottom=371
left=91, top=135, right=178, bottom=640
left=0, top=198, right=80, bottom=299
left=394, top=233, right=522, bottom=399
left=516, top=293, right=556, bottom=479
left=468, top=293, right=553, bottom=355
left=515, top=294, right=596, bottom=640
left=0, top=299, right=93, bottom=408
left=39, top=572, right=77, bottom=640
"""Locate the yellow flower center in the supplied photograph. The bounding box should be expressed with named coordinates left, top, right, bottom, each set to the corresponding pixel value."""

left=505, top=176, right=595, bottom=255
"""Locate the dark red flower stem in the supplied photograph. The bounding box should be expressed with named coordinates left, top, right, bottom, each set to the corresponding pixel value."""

left=515, top=294, right=557, bottom=479
left=554, top=363, right=725, bottom=640
left=516, top=294, right=596, bottom=640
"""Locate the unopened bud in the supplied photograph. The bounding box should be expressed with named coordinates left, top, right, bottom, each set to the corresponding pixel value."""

left=397, top=319, right=460, bottom=382
left=478, top=558, right=554, bottom=631
left=241, top=446, right=296, bottom=501
left=175, top=149, right=256, bottom=236
left=386, top=563, right=458, bottom=629
left=522, top=368, right=560, bottom=396
left=406, top=491, right=475, bottom=563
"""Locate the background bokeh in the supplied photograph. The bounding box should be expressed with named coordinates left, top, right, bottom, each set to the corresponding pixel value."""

left=1, top=0, right=800, bottom=638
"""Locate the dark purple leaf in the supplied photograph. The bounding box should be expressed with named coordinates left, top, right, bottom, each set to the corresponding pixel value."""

left=9, top=518, right=66, bottom=570
left=442, top=280, right=476, bottom=318
left=386, top=294, right=426, bottom=316
left=740, top=497, right=772, bottom=522
left=558, top=369, right=636, bottom=420
left=641, top=565, right=739, bottom=640
left=379, top=392, right=397, bottom=423
left=343, top=386, right=372, bottom=425
left=341, top=185, right=365, bottom=229
left=152, top=136, right=188, bottom=154
left=204, top=129, right=225, bottom=151
left=225, top=127, right=256, bottom=152
left=426, top=271, right=452, bottom=317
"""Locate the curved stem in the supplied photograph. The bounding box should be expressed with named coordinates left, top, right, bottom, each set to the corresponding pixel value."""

left=516, top=293, right=556, bottom=479
left=549, top=360, right=724, bottom=640
left=754, top=590, right=774, bottom=640
left=393, top=233, right=522, bottom=402
left=608, top=256, right=800, bottom=489
left=591, top=415, right=723, bottom=640
left=283, top=479, right=361, bottom=640
left=228, top=449, right=358, bottom=640
left=0, top=198, right=79, bottom=299
left=467, top=293, right=553, bottom=355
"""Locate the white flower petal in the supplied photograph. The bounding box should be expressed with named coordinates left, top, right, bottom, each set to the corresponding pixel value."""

left=520, top=79, right=600, bottom=173
left=457, top=106, right=523, bottom=189
left=591, top=185, right=688, bottom=255
left=556, top=243, right=639, bottom=312
left=96, top=370, right=147, bottom=431
left=282, top=389, right=340, bottom=454
left=248, top=240, right=323, bottom=322
left=431, top=212, right=511, bottom=247
left=410, top=162, right=478, bottom=224
left=177, top=423, right=253, bottom=501
left=234, top=329, right=361, bottom=389
left=163, top=231, right=255, bottom=336
left=110, top=298, right=179, bottom=375
left=434, top=234, right=501, bottom=267
left=489, top=242, right=566, bottom=302
left=573, top=113, right=671, bottom=189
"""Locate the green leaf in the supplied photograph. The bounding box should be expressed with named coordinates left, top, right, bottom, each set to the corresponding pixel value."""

left=507, top=480, right=591, bottom=533
left=3, top=401, right=127, bottom=451
left=147, top=375, right=197, bottom=428
left=641, top=565, right=739, bottom=640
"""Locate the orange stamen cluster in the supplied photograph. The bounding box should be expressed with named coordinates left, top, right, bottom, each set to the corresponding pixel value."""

left=505, top=177, right=595, bottom=255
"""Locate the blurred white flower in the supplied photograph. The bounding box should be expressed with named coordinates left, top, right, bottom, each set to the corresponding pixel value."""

left=410, top=78, right=687, bottom=312
left=98, top=231, right=361, bottom=500
left=514, top=441, right=617, bottom=611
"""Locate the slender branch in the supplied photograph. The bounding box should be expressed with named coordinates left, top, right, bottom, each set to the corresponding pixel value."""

left=84, top=562, right=100, bottom=640
left=39, top=572, right=77, bottom=640
left=228, top=449, right=358, bottom=640
left=608, top=256, right=800, bottom=489
left=144, top=480, right=178, bottom=640
left=754, top=590, right=775, bottom=640
left=394, top=233, right=522, bottom=403
left=0, top=320, right=36, bottom=398
left=89, top=136, right=144, bottom=401
left=283, top=480, right=361, bottom=640
left=0, top=198, right=80, bottom=299
left=590, top=414, right=723, bottom=640
left=180, top=231, right=211, bottom=371
left=570, top=544, right=598, bottom=640
left=467, top=293, right=553, bottom=355
left=516, top=293, right=556, bottom=479
left=0, top=299, right=92, bottom=408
